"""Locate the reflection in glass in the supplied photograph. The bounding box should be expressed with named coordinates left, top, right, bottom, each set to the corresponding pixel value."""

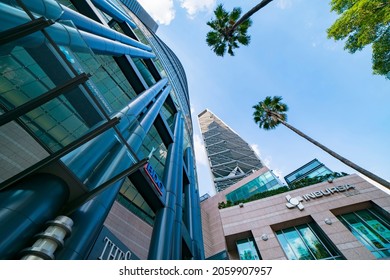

left=236, top=238, right=261, bottom=260
left=276, top=222, right=343, bottom=260
left=338, top=208, right=390, bottom=258
left=226, top=171, right=283, bottom=203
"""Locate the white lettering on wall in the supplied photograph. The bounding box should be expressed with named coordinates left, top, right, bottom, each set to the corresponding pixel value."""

left=302, top=184, right=355, bottom=201
left=98, top=237, right=132, bottom=260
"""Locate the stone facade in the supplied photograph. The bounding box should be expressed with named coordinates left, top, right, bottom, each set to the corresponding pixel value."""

left=104, top=202, right=153, bottom=259
left=201, top=169, right=390, bottom=260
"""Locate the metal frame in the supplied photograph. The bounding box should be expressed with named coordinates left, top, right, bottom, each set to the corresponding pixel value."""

left=0, top=73, right=89, bottom=126
left=62, top=157, right=148, bottom=215
left=14, top=0, right=140, bottom=162
left=0, top=16, right=54, bottom=45
left=0, top=117, right=120, bottom=191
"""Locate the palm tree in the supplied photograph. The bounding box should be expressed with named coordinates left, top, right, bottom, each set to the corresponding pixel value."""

left=252, top=96, right=390, bottom=189
left=206, top=0, right=274, bottom=56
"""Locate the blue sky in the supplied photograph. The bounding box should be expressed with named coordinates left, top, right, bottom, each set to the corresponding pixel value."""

left=138, top=0, right=390, bottom=196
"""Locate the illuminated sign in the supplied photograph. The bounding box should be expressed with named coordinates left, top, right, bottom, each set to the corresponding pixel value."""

left=286, top=184, right=356, bottom=210
left=144, top=163, right=165, bottom=196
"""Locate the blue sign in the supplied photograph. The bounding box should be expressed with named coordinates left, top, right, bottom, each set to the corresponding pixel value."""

left=144, top=163, right=165, bottom=196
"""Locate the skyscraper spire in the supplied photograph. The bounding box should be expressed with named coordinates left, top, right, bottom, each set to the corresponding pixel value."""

left=198, top=109, right=263, bottom=192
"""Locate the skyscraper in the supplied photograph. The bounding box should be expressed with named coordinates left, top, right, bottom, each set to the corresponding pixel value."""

left=0, top=0, right=203, bottom=260
left=198, top=109, right=264, bottom=192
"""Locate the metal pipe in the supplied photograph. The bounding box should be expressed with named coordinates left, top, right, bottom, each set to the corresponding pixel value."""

left=20, top=216, right=73, bottom=260
left=193, top=186, right=205, bottom=259
left=0, top=3, right=154, bottom=58
left=60, top=5, right=152, bottom=51
left=126, top=84, right=171, bottom=153
left=91, top=0, right=136, bottom=28
left=3, top=0, right=152, bottom=51
left=148, top=112, right=184, bottom=260
left=62, top=78, right=168, bottom=181
left=184, top=148, right=195, bottom=254
left=0, top=174, right=69, bottom=259
left=2, top=0, right=64, bottom=19
left=55, top=143, right=128, bottom=259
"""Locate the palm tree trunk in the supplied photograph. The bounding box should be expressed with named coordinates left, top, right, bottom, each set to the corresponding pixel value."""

left=231, top=0, right=274, bottom=31
left=279, top=119, right=390, bottom=189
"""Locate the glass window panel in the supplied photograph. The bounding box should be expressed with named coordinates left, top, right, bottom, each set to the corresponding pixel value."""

left=338, top=209, right=390, bottom=258
left=226, top=171, right=283, bottom=203
left=118, top=179, right=155, bottom=224
left=283, top=228, right=314, bottom=260
left=275, top=230, right=297, bottom=260
left=236, top=238, right=261, bottom=260
left=276, top=223, right=343, bottom=260
left=297, top=225, right=331, bottom=259
left=0, top=46, right=56, bottom=111
left=357, top=210, right=390, bottom=240
left=123, top=186, right=137, bottom=201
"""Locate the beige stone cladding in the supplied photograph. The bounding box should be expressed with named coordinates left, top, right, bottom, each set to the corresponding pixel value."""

left=104, top=201, right=153, bottom=259
left=201, top=172, right=390, bottom=260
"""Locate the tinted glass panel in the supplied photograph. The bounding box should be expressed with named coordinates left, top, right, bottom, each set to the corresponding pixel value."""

left=276, top=222, right=344, bottom=260
left=338, top=209, right=390, bottom=258
left=236, top=238, right=261, bottom=260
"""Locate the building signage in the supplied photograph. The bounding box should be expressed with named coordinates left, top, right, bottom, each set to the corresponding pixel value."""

left=87, top=226, right=139, bottom=260
left=144, top=163, right=165, bottom=196
left=98, top=237, right=132, bottom=260
left=286, top=184, right=356, bottom=211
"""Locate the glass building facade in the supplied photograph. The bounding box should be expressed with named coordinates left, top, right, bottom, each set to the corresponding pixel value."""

left=284, top=158, right=333, bottom=185
left=0, top=0, right=203, bottom=260
left=276, top=222, right=344, bottom=260
left=338, top=208, right=390, bottom=258
left=226, top=171, right=283, bottom=203
left=236, top=237, right=261, bottom=260
left=198, top=109, right=264, bottom=193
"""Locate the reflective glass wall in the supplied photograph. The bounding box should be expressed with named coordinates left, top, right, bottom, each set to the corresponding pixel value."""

left=236, top=237, right=261, bottom=260
left=226, top=171, right=283, bottom=203
left=338, top=208, right=390, bottom=259
left=276, top=222, right=344, bottom=260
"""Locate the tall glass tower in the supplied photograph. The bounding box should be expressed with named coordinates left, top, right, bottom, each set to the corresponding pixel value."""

left=198, top=109, right=263, bottom=192
left=0, top=0, right=203, bottom=260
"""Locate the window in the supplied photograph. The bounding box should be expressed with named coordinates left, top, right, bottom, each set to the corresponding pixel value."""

left=236, top=238, right=261, bottom=260
left=117, top=178, right=155, bottom=226
left=276, top=222, right=344, bottom=260
left=226, top=171, right=283, bottom=203
left=338, top=208, right=390, bottom=258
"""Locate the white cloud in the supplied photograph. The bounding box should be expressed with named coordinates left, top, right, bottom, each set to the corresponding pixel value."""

left=194, top=134, right=208, bottom=166
left=276, top=0, right=293, bottom=10
left=250, top=145, right=285, bottom=182
left=272, top=168, right=284, bottom=181
left=137, top=0, right=175, bottom=25
left=179, top=0, right=216, bottom=18
left=250, top=144, right=261, bottom=158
